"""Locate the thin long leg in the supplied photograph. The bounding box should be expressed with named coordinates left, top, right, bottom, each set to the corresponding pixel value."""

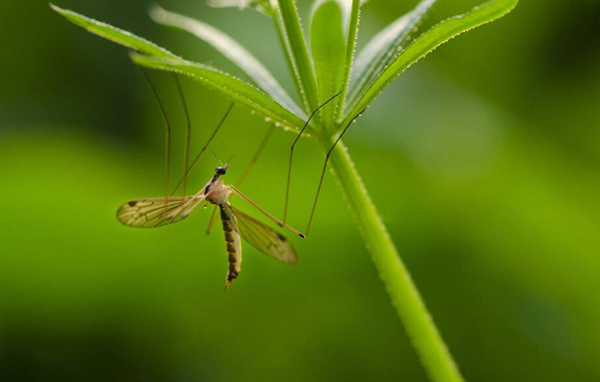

left=139, top=67, right=171, bottom=199
left=205, top=206, right=219, bottom=235
left=230, top=185, right=305, bottom=239
left=173, top=74, right=191, bottom=196
left=171, top=102, right=234, bottom=196
left=236, top=123, right=275, bottom=188
left=283, top=92, right=341, bottom=225
left=304, top=109, right=366, bottom=237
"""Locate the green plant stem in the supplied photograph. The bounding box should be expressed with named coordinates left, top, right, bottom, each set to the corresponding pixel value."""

left=319, top=134, right=464, bottom=382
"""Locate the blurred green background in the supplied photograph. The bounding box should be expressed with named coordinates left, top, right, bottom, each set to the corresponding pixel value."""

left=2, top=0, right=600, bottom=381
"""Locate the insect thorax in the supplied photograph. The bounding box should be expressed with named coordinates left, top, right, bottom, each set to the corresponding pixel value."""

left=206, top=179, right=231, bottom=205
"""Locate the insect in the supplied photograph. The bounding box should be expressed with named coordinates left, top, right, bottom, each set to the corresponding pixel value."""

left=117, top=162, right=304, bottom=289
left=117, top=70, right=303, bottom=289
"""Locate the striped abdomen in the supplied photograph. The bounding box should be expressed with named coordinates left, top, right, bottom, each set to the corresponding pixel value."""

left=219, top=204, right=242, bottom=289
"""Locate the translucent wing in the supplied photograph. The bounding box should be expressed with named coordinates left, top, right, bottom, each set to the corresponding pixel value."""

left=230, top=205, right=298, bottom=264
left=117, top=195, right=205, bottom=228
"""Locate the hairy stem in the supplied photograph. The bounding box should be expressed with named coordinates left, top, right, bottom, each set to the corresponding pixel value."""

left=319, top=135, right=464, bottom=382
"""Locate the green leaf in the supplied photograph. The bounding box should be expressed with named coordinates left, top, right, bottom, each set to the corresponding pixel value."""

left=341, top=0, right=519, bottom=128
left=150, top=5, right=305, bottom=118
left=272, top=14, right=306, bottom=112
left=335, top=0, right=361, bottom=121
left=276, top=0, right=320, bottom=113
left=310, top=0, right=346, bottom=129
left=50, top=3, right=177, bottom=60
left=347, top=0, right=436, bottom=111
left=51, top=3, right=304, bottom=132
left=130, top=53, right=306, bottom=133
left=207, top=0, right=277, bottom=15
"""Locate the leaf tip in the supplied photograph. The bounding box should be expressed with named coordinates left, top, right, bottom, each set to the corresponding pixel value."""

left=49, top=2, right=62, bottom=13
left=147, top=3, right=164, bottom=21
left=128, top=50, right=145, bottom=62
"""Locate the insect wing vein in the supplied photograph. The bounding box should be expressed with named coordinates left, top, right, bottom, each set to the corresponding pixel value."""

left=117, top=195, right=204, bottom=228
left=230, top=205, right=298, bottom=263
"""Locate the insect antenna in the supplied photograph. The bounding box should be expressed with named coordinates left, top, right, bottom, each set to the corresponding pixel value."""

left=283, top=92, right=341, bottom=225
left=171, top=102, right=234, bottom=196
left=207, top=146, right=224, bottom=166
left=224, top=154, right=236, bottom=167
left=172, top=73, right=192, bottom=196
left=139, top=67, right=171, bottom=200
left=304, top=109, right=367, bottom=237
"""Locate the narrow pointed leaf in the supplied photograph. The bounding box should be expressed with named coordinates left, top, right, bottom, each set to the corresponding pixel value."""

left=130, top=53, right=306, bottom=133
left=310, top=0, right=346, bottom=128
left=150, top=5, right=304, bottom=118
left=347, top=0, right=436, bottom=110
left=272, top=14, right=306, bottom=113
left=329, top=0, right=356, bottom=32
left=277, top=0, right=320, bottom=112
left=50, top=3, right=177, bottom=60
left=341, top=0, right=519, bottom=128
left=336, top=0, right=361, bottom=120
left=51, top=4, right=305, bottom=132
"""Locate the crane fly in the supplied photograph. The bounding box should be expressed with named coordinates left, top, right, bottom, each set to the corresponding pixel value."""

left=117, top=163, right=303, bottom=289
left=118, top=70, right=303, bottom=289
